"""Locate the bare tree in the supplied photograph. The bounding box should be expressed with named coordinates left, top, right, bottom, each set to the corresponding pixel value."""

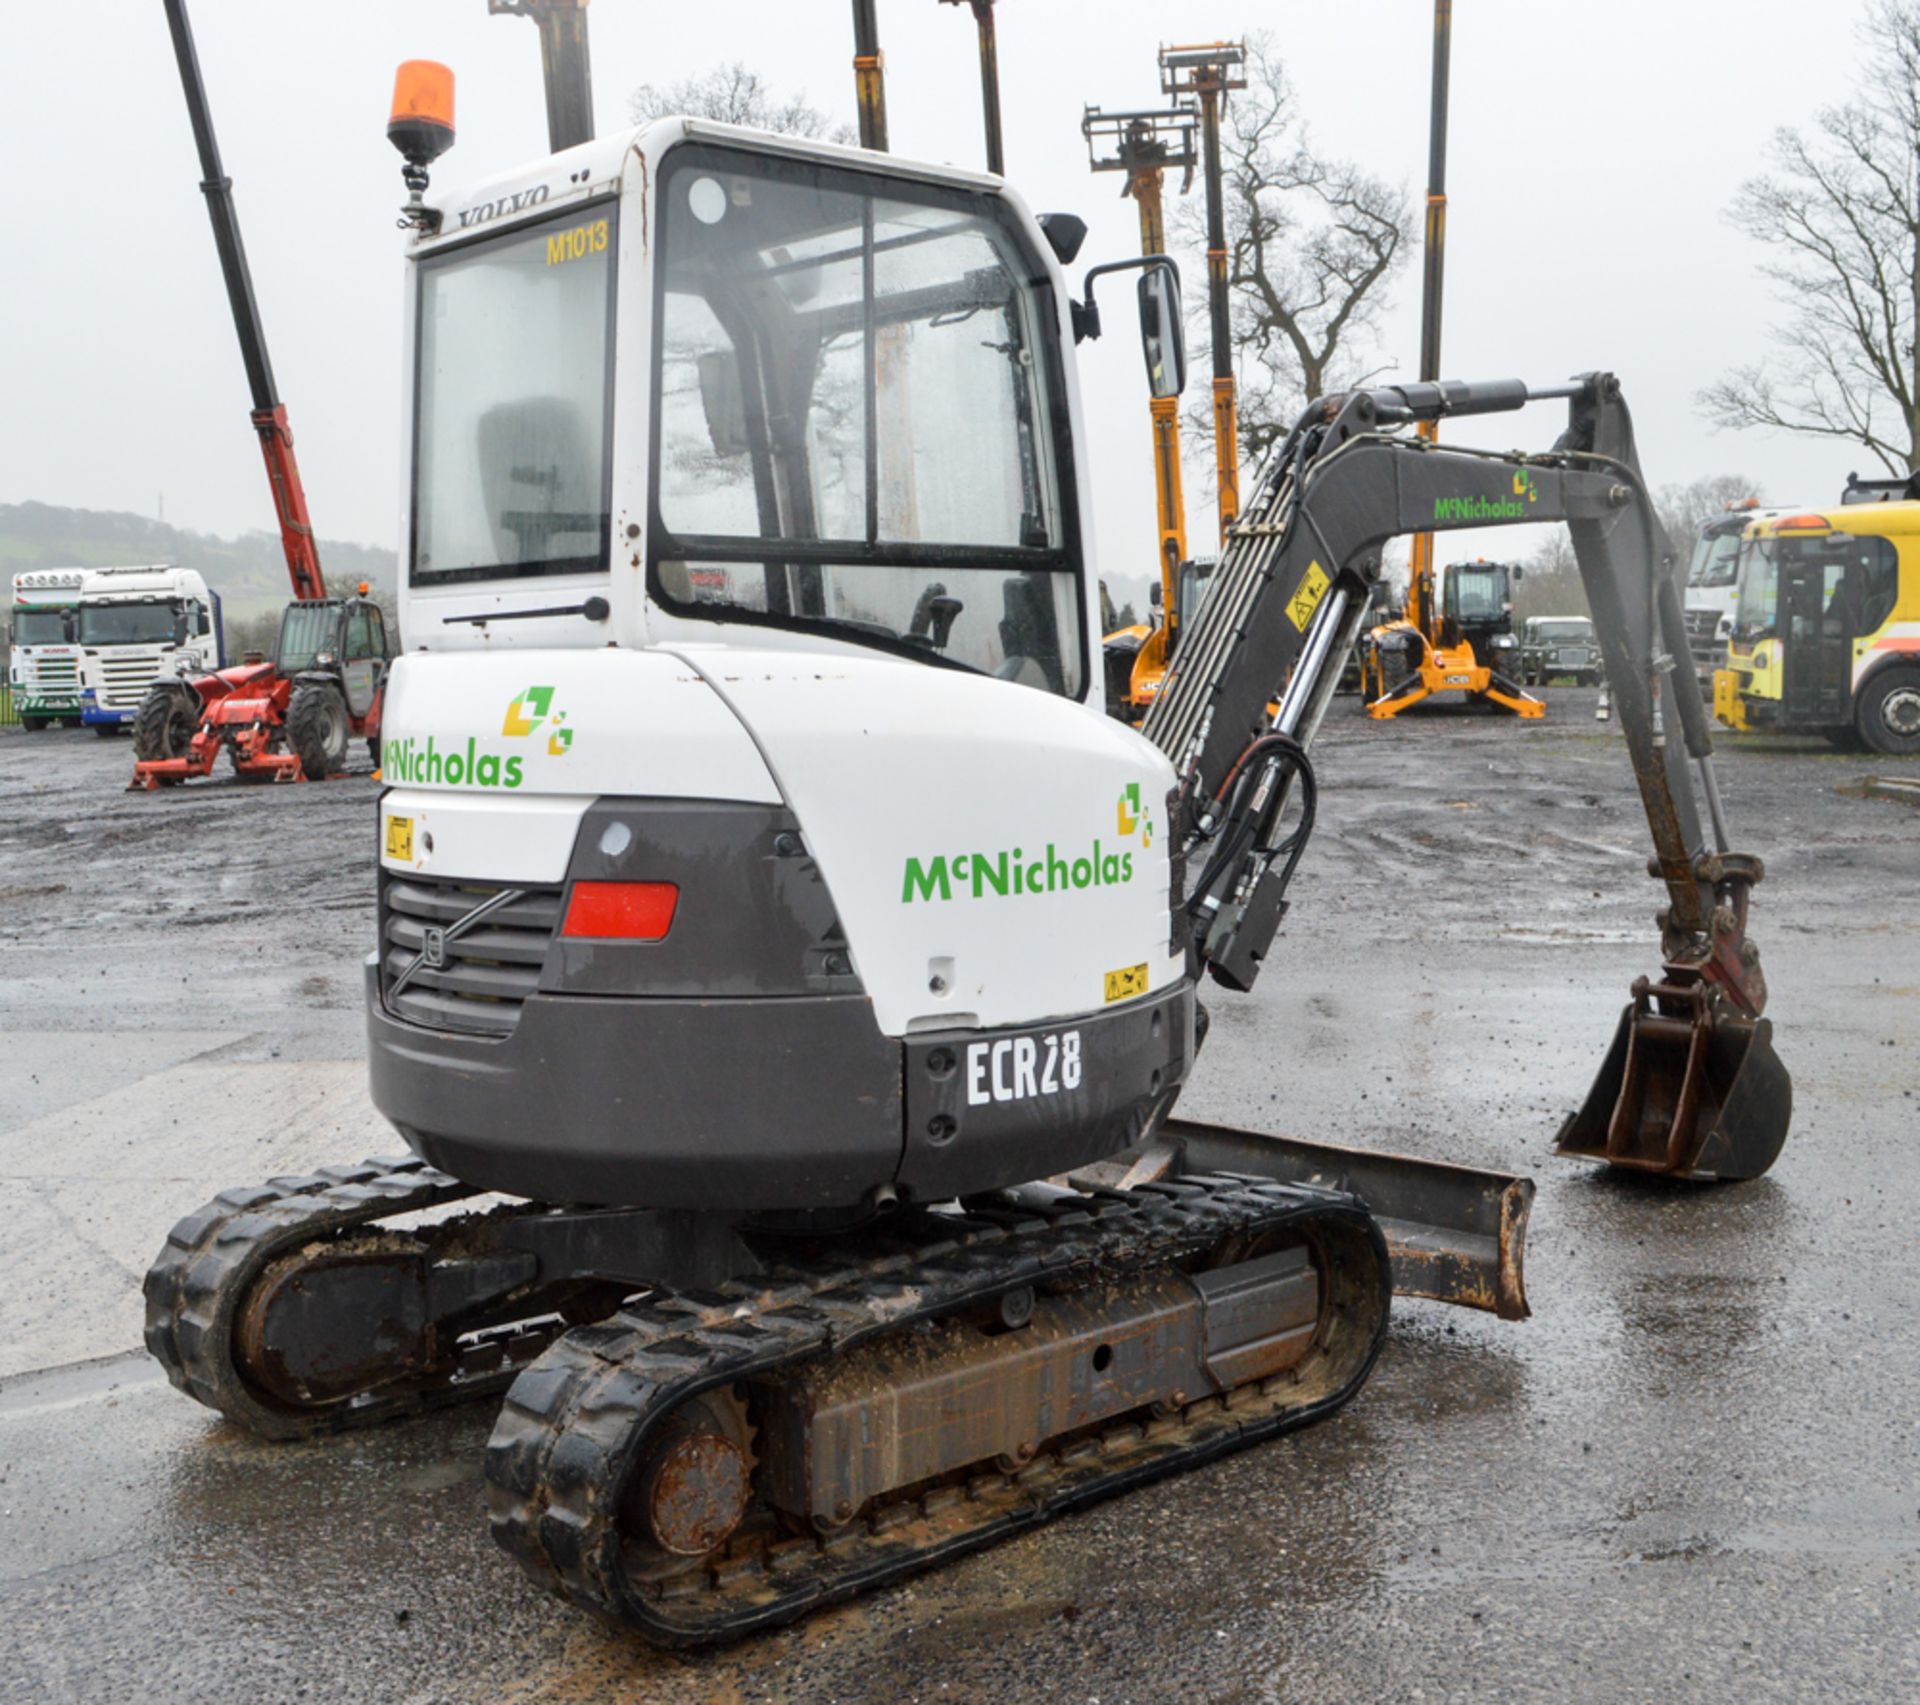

left=1176, top=35, right=1411, bottom=464
left=223, top=608, right=282, bottom=661
left=1654, top=473, right=1765, bottom=561
left=1700, top=2, right=1920, bottom=473
left=1507, top=472, right=1761, bottom=623
left=1514, top=531, right=1586, bottom=624
left=630, top=62, right=855, bottom=144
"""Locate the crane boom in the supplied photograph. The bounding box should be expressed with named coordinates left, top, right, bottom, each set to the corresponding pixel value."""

left=488, top=0, right=594, bottom=154
left=1083, top=102, right=1197, bottom=673
left=1406, top=0, right=1453, bottom=618
left=160, top=0, right=325, bottom=603
left=1160, top=43, right=1246, bottom=545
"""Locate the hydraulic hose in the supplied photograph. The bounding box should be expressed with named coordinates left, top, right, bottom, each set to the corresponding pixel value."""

left=1186, top=734, right=1318, bottom=924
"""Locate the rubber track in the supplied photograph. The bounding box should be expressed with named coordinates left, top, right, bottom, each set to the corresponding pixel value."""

left=485, top=1173, right=1390, bottom=1646
left=142, top=1155, right=533, bottom=1440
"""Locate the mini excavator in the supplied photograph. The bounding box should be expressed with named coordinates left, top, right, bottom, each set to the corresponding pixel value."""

left=145, top=45, right=1791, bottom=1649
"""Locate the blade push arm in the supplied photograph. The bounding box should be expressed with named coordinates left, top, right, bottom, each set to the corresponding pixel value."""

left=162, top=0, right=326, bottom=603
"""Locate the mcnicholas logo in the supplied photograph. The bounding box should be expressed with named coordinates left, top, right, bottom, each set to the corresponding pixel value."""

left=382, top=734, right=527, bottom=790
left=502, top=685, right=573, bottom=756
left=383, top=687, right=572, bottom=790
left=901, top=785, right=1152, bottom=904
left=1434, top=468, right=1538, bottom=523
left=1114, top=781, right=1155, bottom=848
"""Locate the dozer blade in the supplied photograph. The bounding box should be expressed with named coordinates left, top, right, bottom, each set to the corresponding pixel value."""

left=1104, top=1119, right=1533, bottom=1320
left=1554, top=977, right=1791, bottom=1182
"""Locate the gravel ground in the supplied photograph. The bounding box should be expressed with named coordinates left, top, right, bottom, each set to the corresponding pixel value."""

left=0, top=690, right=1915, bottom=1704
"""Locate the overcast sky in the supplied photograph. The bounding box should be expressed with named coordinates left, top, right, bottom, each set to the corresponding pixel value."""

left=0, top=0, right=1883, bottom=580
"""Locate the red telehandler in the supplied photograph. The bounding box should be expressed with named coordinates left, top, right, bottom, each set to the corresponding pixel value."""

left=131, top=0, right=392, bottom=789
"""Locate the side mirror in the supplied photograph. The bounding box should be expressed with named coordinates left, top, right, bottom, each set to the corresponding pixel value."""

left=1511, top=565, right=1525, bottom=582
left=1074, top=256, right=1186, bottom=403
left=171, top=610, right=190, bottom=646
left=1136, top=262, right=1186, bottom=400
left=1149, top=582, right=1163, bottom=609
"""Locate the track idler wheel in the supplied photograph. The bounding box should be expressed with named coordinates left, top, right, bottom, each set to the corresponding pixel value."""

left=1555, top=976, right=1791, bottom=1182
left=237, top=1237, right=440, bottom=1408
left=621, top=1391, right=756, bottom=1568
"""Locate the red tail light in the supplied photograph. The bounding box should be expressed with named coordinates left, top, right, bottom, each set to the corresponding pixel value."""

left=562, top=881, right=678, bottom=940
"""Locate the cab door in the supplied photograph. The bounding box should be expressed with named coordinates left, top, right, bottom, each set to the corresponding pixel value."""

left=1778, top=561, right=1849, bottom=727
left=341, top=604, right=386, bottom=720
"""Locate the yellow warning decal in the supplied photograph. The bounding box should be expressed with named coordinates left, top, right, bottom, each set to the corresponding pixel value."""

left=1104, top=962, right=1149, bottom=1003
left=547, top=217, right=610, bottom=267
left=1286, top=560, right=1331, bottom=631
left=384, top=815, right=414, bottom=862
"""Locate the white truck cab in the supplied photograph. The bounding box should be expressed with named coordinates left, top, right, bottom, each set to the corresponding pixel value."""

left=1684, top=505, right=1781, bottom=692
left=75, top=565, right=223, bottom=732
left=8, top=568, right=86, bottom=729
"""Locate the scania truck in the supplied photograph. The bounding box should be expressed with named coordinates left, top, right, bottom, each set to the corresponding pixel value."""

left=8, top=569, right=86, bottom=729
left=75, top=565, right=223, bottom=733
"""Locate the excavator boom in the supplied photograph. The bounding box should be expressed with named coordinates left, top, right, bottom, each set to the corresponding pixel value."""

left=1146, top=373, right=1790, bottom=1180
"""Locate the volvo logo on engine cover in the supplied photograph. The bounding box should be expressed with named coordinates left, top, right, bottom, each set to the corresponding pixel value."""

left=422, top=926, right=447, bottom=969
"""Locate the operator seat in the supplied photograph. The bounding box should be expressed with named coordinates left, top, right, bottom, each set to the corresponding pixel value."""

left=478, top=396, right=596, bottom=565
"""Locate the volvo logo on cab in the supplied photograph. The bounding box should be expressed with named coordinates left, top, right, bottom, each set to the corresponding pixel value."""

left=967, top=1031, right=1083, bottom=1106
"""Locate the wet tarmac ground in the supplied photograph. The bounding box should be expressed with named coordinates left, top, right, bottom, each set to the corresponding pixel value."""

left=2, top=693, right=1916, bottom=1703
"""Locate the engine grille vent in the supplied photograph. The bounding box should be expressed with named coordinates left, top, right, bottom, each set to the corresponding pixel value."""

left=98, top=654, right=166, bottom=708
left=379, top=872, right=562, bottom=1037
left=1682, top=607, right=1724, bottom=674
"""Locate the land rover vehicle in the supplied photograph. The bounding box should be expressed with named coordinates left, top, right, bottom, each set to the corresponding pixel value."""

left=1520, top=614, right=1601, bottom=686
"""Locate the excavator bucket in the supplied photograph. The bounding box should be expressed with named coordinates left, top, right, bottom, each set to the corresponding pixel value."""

left=1555, top=978, right=1791, bottom=1182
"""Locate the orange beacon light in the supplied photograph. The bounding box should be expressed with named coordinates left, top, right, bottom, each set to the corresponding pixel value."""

left=390, top=61, right=455, bottom=229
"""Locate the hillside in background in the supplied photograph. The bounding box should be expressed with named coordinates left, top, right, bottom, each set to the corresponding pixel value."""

left=0, top=502, right=397, bottom=618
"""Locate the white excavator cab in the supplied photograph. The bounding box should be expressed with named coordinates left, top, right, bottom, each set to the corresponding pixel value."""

left=399, top=117, right=1103, bottom=701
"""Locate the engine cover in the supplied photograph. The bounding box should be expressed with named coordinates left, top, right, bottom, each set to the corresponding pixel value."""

left=370, top=643, right=1195, bottom=1209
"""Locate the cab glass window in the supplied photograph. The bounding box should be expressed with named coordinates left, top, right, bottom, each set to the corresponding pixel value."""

left=413, top=206, right=617, bottom=585
left=650, top=145, right=1082, bottom=697
left=1848, top=536, right=1900, bottom=633
left=276, top=604, right=337, bottom=671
